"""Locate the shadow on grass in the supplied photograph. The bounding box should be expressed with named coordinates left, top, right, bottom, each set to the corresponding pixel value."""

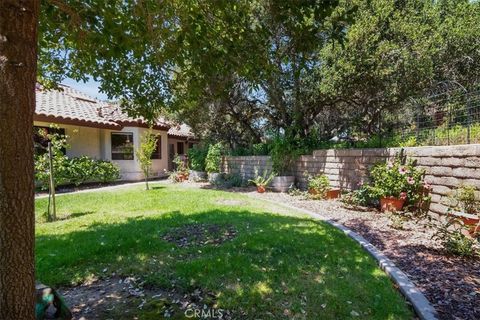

left=150, top=186, right=166, bottom=190
left=198, top=183, right=257, bottom=193
left=36, top=210, right=413, bottom=319
left=58, top=211, right=95, bottom=221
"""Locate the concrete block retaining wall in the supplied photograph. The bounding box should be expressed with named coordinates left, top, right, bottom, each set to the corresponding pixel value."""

left=222, top=156, right=273, bottom=182
left=222, top=144, right=480, bottom=217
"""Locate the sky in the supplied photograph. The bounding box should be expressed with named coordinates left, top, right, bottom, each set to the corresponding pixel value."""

left=62, top=77, right=108, bottom=100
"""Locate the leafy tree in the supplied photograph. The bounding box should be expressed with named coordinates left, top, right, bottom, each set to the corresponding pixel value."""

left=135, top=130, right=158, bottom=190
left=187, top=145, right=208, bottom=172
left=318, top=0, right=480, bottom=140
left=172, top=1, right=349, bottom=144
left=205, top=143, right=223, bottom=174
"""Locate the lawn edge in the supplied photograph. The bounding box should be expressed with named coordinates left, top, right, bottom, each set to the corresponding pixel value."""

left=255, top=197, right=438, bottom=320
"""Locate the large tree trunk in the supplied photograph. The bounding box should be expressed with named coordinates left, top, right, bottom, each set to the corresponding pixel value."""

left=0, top=1, right=39, bottom=319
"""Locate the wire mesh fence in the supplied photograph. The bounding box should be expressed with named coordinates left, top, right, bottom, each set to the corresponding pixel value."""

left=384, top=88, right=480, bottom=147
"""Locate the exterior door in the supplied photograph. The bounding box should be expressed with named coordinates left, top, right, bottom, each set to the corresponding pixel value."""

left=168, top=143, right=175, bottom=171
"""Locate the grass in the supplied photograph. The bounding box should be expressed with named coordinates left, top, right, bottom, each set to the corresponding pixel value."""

left=35, top=183, right=413, bottom=319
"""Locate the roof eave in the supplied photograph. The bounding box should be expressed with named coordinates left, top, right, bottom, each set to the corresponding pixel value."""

left=34, top=114, right=121, bottom=130
left=116, top=120, right=170, bottom=131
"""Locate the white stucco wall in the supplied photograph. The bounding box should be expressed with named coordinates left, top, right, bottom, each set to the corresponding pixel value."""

left=101, top=126, right=169, bottom=181
left=34, top=121, right=102, bottom=159
left=34, top=121, right=171, bottom=181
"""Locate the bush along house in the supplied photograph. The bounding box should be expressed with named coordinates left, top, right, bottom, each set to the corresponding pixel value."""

left=34, top=84, right=197, bottom=181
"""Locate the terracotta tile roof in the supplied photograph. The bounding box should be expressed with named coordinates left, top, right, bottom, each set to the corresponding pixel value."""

left=168, top=123, right=196, bottom=139
left=35, top=84, right=170, bottom=131
left=35, top=84, right=121, bottom=129
left=95, top=105, right=170, bottom=130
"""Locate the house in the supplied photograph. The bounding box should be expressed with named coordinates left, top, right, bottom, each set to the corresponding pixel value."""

left=34, top=84, right=197, bottom=180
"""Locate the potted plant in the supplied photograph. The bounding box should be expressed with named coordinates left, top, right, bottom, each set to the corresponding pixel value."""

left=447, top=185, right=480, bottom=235
left=363, top=154, right=426, bottom=212
left=269, top=137, right=296, bottom=192
left=205, top=143, right=223, bottom=184
left=187, top=145, right=208, bottom=182
left=173, top=155, right=189, bottom=182
left=249, top=169, right=275, bottom=193
left=305, top=172, right=340, bottom=199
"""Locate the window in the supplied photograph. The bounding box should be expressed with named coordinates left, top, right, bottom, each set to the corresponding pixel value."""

left=34, top=126, right=66, bottom=155
left=177, top=141, right=184, bottom=155
left=151, top=135, right=162, bottom=159
left=111, top=132, right=134, bottom=160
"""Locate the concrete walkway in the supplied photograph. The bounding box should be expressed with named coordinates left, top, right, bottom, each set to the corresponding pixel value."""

left=35, top=180, right=168, bottom=199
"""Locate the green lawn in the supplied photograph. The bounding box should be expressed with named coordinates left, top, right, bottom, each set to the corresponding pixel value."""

left=35, top=183, right=413, bottom=319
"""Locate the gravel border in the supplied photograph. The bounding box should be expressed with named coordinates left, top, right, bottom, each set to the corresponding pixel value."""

left=260, top=198, right=438, bottom=320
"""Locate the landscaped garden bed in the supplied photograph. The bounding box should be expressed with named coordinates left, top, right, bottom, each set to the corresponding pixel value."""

left=246, top=190, right=480, bottom=320
left=35, top=183, right=413, bottom=319
left=172, top=147, right=480, bottom=319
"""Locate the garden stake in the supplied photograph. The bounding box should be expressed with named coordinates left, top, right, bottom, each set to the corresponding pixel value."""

left=48, top=142, right=57, bottom=221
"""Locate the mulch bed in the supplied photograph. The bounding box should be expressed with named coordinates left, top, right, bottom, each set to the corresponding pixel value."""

left=246, top=191, right=480, bottom=320
left=162, top=223, right=238, bottom=248
left=60, top=276, right=232, bottom=319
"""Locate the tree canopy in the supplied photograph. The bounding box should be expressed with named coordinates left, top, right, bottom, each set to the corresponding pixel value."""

left=38, top=0, right=480, bottom=149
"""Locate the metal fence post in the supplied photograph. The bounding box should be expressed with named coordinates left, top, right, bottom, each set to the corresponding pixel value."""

left=448, top=103, right=451, bottom=145
left=415, top=100, right=421, bottom=144
left=467, top=93, right=471, bottom=144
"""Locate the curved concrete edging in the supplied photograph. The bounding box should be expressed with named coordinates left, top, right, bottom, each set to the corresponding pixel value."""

left=257, top=198, right=438, bottom=320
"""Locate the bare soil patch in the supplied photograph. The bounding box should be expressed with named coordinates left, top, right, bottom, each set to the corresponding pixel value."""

left=60, top=277, right=231, bottom=320
left=162, top=223, right=238, bottom=247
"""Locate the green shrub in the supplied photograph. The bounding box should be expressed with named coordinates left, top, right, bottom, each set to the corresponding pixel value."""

left=34, top=127, right=120, bottom=189
left=188, top=145, right=208, bottom=171
left=173, top=155, right=188, bottom=174
left=362, top=153, right=426, bottom=205
left=35, top=155, right=120, bottom=189
left=249, top=169, right=275, bottom=187
left=222, top=173, right=244, bottom=188
left=270, top=137, right=299, bottom=175
left=433, top=217, right=479, bottom=257
left=342, top=187, right=376, bottom=207
left=304, top=173, right=331, bottom=199
left=205, top=143, right=223, bottom=173
left=95, top=160, right=121, bottom=182
left=304, top=172, right=331, bottom=194
left=453, top=185, right=479, bottom=214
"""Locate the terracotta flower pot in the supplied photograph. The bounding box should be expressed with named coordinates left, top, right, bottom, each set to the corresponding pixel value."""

left=257, top=185, right=266, bottom=193
left=309, top=188, right=341, bottom=199
left=177, top=173, right=188, bottom=182
left=325, top=189, right=341, bottom=199
left=459, top=215, right=480, bottom=235
left=380, top=196, right=405, bottom=212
